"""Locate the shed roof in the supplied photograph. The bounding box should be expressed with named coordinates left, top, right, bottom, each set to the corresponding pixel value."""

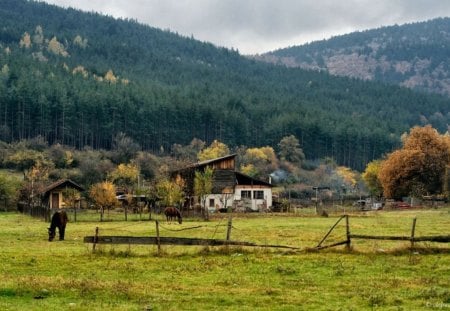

left=41, top=179, right=85, bottom=197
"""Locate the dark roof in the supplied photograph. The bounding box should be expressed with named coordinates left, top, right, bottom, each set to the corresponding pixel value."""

left=41, top=179, right=85, bottom=196
left=235, top=172, right=273, bottom=187
left=175, top=154, right=237, bottom=173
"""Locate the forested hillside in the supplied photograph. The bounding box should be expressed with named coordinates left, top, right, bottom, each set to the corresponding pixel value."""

left=1, top=0, right=450, bottom=170
left=257, top=18, right=450, bottom=96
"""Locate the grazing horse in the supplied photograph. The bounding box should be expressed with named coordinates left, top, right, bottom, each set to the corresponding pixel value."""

left=48, top=210, right=68, bottom=241
left=164, top=207, right=182, bottom=224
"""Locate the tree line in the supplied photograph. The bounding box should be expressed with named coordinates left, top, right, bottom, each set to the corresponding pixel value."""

left=1, top=0, right=450, bottom=172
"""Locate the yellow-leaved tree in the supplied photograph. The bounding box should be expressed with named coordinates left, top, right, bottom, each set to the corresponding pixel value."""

left=156, top=176, right=185, bottom=208
left=194, top=167, right=214, bottom=220
left=108, top=163, right=139, bottom=192
left=19, top=32, right=31, bottom=48
left=362, top=160, right=383, bottom=197
left=48, top=36, right=69, bottom=57
left=89, top=181, right=118, bottom=221
left=104, top=69, right=118, bottom=84
left=197, top=140, right=230, bottom=161
left=240, top=146, right=278, bottom=179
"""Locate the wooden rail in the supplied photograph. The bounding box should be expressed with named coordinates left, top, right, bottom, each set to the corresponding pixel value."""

left=84, top=218, right=300, bottom=253
left=315, top=215, right=450, bottom=251
left=349, top=234, right=450, bottom=242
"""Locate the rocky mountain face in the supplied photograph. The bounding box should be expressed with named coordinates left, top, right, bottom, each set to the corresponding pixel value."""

left=256, top=18, right=450, bottom=96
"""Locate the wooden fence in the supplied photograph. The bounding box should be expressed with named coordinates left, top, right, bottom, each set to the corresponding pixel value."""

left=315, top=215, right=450, bottom=251
left=84, top=218, right=300, bottom=254
left=17, top=203, right=50, bottom=221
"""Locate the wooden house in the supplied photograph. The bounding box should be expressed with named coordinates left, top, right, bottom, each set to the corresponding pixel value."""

left=41, top=179, right=85, bottom=209
left=172, top=154, right=273, bottom=212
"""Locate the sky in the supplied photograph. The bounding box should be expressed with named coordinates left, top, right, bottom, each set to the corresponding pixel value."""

left=43, top=0, right=450, bottom=55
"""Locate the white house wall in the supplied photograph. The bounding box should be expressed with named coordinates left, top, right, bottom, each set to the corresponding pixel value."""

left=206, top=185, right=272, bottom=212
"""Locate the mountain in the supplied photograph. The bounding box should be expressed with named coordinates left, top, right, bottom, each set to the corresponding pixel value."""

left=1, top=0, right=450, bottom=171
left=256, top=18, right=450, bottom=97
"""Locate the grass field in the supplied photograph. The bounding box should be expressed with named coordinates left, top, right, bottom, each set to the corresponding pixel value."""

left=0, top=209, right=449, bottom=310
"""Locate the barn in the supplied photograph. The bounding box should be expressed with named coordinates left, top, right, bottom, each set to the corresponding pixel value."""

left=172, top=154, right=273, bottom=212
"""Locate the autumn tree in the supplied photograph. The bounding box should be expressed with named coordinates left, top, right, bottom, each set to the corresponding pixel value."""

left=240, top=146, right=278, bottom=179
left=6, top=150, right=51, bottom=178
left=89, top=181, right=118, bottom=220
left=362, top=160, right=383, bottom=197
left=7, top=149, right=53, bottom=206
left=108, top=163, right=139, bottom=192
left=194, top=167, right=214, bottom=220
left=378, top=126, right=450, bottom=199
left=19, top=32, right=31, bottom=48
left=156, top=176, right=185, bottom=208
left=48, top=36, right=69, bottom=57
left=197, top=140, right=230, bottom=161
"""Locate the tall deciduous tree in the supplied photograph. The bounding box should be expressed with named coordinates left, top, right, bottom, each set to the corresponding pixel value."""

left=194, top=167, right=213, bottom=220
left=89, top=181, right=118, bottom=219
left=362, top=160, right=383, bottom=197
left=378, top=126, right=450, bottom=199
left=156, top=177, right=185, bottom=208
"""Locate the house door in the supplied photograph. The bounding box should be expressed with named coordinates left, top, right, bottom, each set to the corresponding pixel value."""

left=51, top=193, right=59, bottom=209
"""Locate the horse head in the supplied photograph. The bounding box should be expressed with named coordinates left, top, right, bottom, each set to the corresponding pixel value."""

left=48, top=227, right=56, bottom=241
left=177, top=215, right=182, bottom=224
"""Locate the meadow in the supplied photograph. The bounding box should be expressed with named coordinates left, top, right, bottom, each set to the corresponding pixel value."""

left=0, top=208, right=449, bottom=310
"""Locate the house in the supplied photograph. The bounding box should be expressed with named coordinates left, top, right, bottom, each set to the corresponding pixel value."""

left=172, top=154, right=273, bottom=212
left=41, top=179, right=85, bottom=209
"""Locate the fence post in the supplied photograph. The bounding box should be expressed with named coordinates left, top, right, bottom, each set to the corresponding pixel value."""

left=93, top=226, right=99, bottom=251
left=316, top=215, right=345, bottom=248
left=410, top=218, right=417, bottom=250
left=226, top=216, right=232, bottom=241
left=155, top=220, right=161, bottom=255
left=345, top=215, right=351, bottom=250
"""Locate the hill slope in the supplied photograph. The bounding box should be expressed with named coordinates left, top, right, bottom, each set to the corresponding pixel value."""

left=257, top=18, right=450, bottom=96
left=1, top=0, right=450, bottom=170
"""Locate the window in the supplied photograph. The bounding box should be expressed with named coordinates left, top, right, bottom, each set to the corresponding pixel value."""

left=209, top=198, right=215, bottom=207
left=241, top=190, right=251, bottom=199
left=253, top=190, right=264, bottom=200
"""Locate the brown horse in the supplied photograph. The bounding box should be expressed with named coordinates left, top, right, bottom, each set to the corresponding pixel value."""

left=164, top=207, right=182, bottom=224
left=48, top=210, right=68, bottom=241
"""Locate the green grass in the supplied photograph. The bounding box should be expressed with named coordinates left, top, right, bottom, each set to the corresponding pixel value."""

left=0, top=209, right=449, bottom=310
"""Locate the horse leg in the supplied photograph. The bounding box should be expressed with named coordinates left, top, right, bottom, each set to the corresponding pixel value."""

left=59, top=225, right=66, bottom=240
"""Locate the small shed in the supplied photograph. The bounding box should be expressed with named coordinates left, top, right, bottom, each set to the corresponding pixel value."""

left=41, top=179, right=85, bottom=209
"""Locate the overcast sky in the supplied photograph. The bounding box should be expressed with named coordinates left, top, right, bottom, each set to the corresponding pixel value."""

left=43, top=0, right=450, bottom=55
